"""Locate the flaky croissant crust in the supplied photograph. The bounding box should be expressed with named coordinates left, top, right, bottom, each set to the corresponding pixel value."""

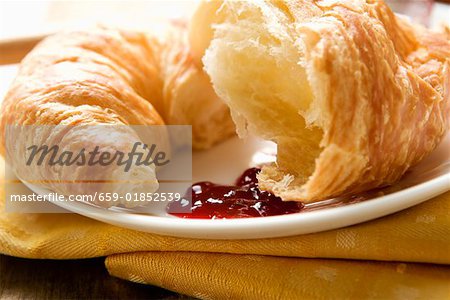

left=200, top=0, right=450, bottom=202
left=1, top=25, right=234, bottom=150
left=0, top=24, right=235, bottom=207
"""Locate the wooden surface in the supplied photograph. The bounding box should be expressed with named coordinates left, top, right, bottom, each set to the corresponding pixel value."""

left=0, top=254, right=189, bottom=299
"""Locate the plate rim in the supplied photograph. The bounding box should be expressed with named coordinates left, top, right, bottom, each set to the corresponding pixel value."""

left=23, top=171, right=450, bottom=239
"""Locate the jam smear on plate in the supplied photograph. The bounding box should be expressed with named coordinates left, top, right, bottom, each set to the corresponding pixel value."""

left=168, top=168, right=304, bottom=219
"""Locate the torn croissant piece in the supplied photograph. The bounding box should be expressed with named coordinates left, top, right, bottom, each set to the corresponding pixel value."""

left=196, top=0, right=450, bottom=203
left=161, top=24, right=236, bottom=149
left=0, top=25, right=234, bottom=207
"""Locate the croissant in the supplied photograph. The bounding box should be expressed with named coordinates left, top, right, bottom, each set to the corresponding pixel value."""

left=194, top=0, right=450, bottom=202
left=0, top=24, right=235, bottom=207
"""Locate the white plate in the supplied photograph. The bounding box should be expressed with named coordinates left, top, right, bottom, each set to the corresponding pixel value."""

left=23, top=132, right=450, bottom=240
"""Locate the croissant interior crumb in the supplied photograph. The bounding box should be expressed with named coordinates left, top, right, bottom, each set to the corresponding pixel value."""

left=203, top=1, right=323, bottom=186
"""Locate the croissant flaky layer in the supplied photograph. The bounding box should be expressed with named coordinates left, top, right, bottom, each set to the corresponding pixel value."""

left=198, top=0, right=450, bottom=202
left=0, top=25, right=235, bottom=207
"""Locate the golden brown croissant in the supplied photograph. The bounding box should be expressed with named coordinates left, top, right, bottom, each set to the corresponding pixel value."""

left=0, top=24, right=235, bottom=207
left=194, top=0, right=450, bottom=203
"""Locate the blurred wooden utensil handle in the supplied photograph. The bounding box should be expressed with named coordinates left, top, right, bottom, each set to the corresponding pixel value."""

left=0, top=35, right=47, bottom=65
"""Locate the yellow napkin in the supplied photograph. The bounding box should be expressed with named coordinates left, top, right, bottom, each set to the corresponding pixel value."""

left=0, top=157, right=449, bottom=299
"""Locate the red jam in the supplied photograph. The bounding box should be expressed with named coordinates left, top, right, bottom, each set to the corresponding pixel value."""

left=168, top=168, right=304, bottom=219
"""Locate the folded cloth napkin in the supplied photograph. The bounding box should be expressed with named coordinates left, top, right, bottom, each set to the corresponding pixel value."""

left=0, top=157, right=449, bottom=299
